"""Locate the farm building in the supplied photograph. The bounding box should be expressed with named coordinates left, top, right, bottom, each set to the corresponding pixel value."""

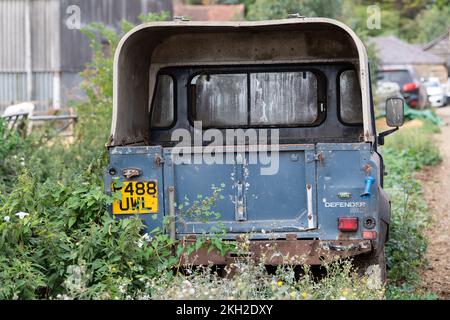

left=370, top=35, right=448, bottom=84
left=423, top=28, right=450, bottom=74
left=0, top=0, right=172, bottom=113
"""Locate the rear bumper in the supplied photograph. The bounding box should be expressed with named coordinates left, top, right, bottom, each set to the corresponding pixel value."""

left=180, top=238, right=373, bottom=266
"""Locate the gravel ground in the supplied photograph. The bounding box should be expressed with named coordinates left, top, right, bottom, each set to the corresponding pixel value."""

left=417, top=105, right=450, bottom=299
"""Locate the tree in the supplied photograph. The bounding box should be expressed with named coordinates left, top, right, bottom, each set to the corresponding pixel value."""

left=414, top=4, right=450, bottom=43
left=247, top=0, right=343, bottom=20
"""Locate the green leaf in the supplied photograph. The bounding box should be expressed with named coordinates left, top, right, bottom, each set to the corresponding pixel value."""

left=68, top=216, right=77, bottom=228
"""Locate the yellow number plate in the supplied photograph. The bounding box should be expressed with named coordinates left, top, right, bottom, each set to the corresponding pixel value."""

left=112, top=181, right=158, bottom=214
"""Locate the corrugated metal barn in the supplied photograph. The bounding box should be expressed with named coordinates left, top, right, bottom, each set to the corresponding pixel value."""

left=0, top=0, right=172, bottom=113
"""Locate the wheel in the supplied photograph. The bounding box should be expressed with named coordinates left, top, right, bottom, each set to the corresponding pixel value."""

left=353, top=221, right=388, bottom=286
left=353, top=245, right=386, bottom=286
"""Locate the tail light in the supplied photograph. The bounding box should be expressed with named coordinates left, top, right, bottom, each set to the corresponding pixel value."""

left=409, top=99, right=418, bottom=107
left=338, top=217, right=358, bottom=232
left=403, top=82, right=418, bottom=92
left=363, top=231, right=377, bottom=239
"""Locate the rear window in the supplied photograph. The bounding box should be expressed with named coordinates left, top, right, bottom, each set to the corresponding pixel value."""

left=151, top=75, right=175, bottom=128
left=191, top=74, right=248, bottom=127
left=250, top=72, right=318, bottom=125
left=425, top=80, right=439, bottom=87
left=339, top=70, right=363, bottom=124
left=191, top=71, right=320, bottom=127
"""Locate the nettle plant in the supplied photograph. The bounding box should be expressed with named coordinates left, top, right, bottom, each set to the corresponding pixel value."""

left=174, top=184, right=238, bottom=259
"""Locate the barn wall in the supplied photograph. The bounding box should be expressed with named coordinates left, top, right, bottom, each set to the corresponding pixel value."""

left=424, top=33, right=450, bottom=73
left=59, top=0, right=173, bottom=72
left=0, top=0, right=172, bottom=113
left=0, top=0, right=60, bottom=72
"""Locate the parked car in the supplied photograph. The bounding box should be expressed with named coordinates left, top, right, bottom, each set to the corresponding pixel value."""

left=375, top=81, right=403, bottom=111
left=423, top=77, right=446, bottom=108
left=377, top=65, right=428, bottom=109
left=104, top=18, right=406, bottom=282
left=447, top=78, right=450, bottom=105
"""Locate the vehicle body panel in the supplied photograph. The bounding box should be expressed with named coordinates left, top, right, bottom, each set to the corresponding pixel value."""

left=163, top=144, right=318, bottom=235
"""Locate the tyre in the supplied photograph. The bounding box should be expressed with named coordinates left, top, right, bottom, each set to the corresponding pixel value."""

left=353, top=221, right=388, bottom=285
left=353, top=245, right=386, bottom=286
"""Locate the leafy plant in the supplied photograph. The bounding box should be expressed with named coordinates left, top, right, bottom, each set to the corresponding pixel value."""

left=383, top=121, right=441, bottom=298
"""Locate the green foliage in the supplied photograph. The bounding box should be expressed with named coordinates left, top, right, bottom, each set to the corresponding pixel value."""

left=386, top=283, right=438, bottom=300
left=0, top=120, right=30, bottom=192
left=383, top=121, right=441, bottom=298
left=149, top=258, right=384, bottom=300
left=247, top=0, right=343, bottom=20
left=414, top=5, right=450, bottom=43
left=340, top=0, right=449, bottom=43
left=244, top=0, right=449, bottom=44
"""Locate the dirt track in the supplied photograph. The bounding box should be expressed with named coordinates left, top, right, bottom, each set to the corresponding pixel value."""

left=418, top=106, right=450, bottom=299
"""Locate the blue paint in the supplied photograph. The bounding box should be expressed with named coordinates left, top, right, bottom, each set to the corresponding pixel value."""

left=105, top=143, right=382, bottom=242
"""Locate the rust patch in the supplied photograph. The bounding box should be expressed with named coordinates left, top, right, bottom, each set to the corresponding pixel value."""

left=363, top=163, right=372, bottom=174
left=286, top=233, right=298, bottom=241
left=338, top=232, right=351, bottom=240
left=155, top=154, right=163, bottom=166
left=179, top=239, right=372, bottom=266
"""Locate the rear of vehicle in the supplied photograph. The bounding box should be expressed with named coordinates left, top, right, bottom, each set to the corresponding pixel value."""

left=377, top=66, right=427, bottom=109
left=105, top=19, right=389, bottom=278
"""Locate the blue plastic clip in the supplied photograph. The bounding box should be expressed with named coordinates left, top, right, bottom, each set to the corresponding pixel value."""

left=361, top=176, right=375, bottom=198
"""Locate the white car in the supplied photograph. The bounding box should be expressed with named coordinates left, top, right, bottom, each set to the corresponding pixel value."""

left=447, top=78, right=450, bottom=105
left=424, top=77, right=446, bottom=107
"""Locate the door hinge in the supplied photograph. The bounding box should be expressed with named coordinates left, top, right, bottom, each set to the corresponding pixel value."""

left=155, top=154, right=165, bottom=166
left=312, top=152, right=324, bottom=162
left=307, top=151, right=324, bottom=163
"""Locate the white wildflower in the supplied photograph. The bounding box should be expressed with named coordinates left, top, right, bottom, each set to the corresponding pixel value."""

left=136, top=233, right=151, bottom=248
left=118, top=284, right=127, bottom=294
left=183, top=280, right=192, bottom=287
left=15, top=212, right=29, bottom=219
left=142, top=233, right=151, bottom=242
left=3, top=216, right=10, bottom=222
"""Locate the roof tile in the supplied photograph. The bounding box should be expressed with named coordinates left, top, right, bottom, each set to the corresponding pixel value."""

left=369, top=35, right=445, bottom=65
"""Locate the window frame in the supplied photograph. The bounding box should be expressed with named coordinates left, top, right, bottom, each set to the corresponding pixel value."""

left=337, top=68, right=364, bottom=126
left=149, top=73, right=177, bottom=130
left=187, top=66, right=327, bottom=129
